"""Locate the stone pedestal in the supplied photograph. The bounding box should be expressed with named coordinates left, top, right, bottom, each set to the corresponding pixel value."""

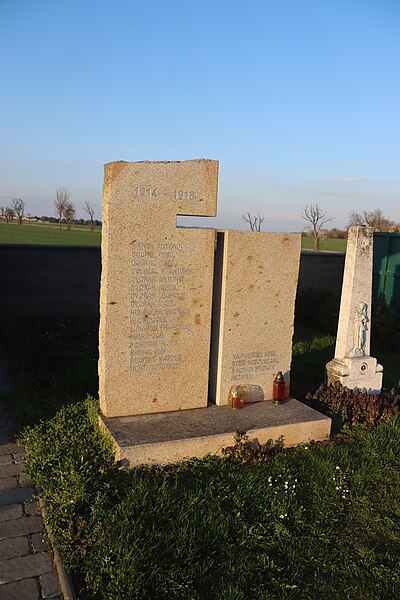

left=99, top=399, right=331, bottom=467
left=326, top=356, right=383, bottom=395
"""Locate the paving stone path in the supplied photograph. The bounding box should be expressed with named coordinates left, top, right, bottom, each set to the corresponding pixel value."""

left=0, top=401, right=63, bottom=599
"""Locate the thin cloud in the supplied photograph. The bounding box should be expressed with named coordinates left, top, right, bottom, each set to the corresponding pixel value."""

left=312, top=190, right=351, bottom=197
left=264, top=209, right=300, bottom=220
left=337, top=178, right=368, bottom=183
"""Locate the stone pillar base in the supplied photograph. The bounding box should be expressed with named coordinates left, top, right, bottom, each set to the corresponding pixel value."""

left=326, top=356, right=383, bottom=395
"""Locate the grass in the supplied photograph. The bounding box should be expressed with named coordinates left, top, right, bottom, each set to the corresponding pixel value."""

left=0, top=223, right=345, bottom=252
left=21, top=400, right=400, bottom=600
left=0, top=316, right=99, bottom=430
left=301, top=236, right=347, bottom=252
left=0, top=221, right=101, bottom=246
left=1, top=316, right=399, bottom=599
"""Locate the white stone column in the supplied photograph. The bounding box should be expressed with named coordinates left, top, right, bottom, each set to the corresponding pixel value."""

left=326, top=226, right=383, bottom=394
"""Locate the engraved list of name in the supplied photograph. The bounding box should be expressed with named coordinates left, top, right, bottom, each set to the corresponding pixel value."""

left=130, top=241, right=192, bottom=372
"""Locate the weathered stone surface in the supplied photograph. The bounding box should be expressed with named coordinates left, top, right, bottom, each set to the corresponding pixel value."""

left=0, top=551, right=52, bottom=582
left=0, top=443, right=19, bottom=456
left=0, top=487, right=33, bottom=507
left=0, top=464, right=22, bottom=478
left=0, top=578, right=40, bottom=600
left=30, top=532, right=49, bottom=554
left=327, top=226, right=383, bottom=392
left=17, top=474, right=30, bottom=488
left=335, top=227, right=374, bottom=358
left=100, top=399, right=331, bottom=466
left=23, top=500, right=39, bottom=518
left=0, top=504, right=23, bottom=522
left=0, top=477, right=18, bottom=492
left=39, top=572, right=62, bottom=599
left=0, top=455, right=13, bottom=466
left=0, top=536, right=30, bottom=560
left=210, top=230, right=301, bottom=405
left=0, top=516, right=42, bottom=541
left=99, top=159, right=218, bottom=417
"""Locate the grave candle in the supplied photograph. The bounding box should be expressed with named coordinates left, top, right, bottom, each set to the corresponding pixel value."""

left=273, top=371, right=286, bottom=404
left=228, top=385, right=245, bottom=409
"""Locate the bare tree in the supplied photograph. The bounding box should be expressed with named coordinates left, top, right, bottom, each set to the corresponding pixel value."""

left=301, top=203, right=332, bottom=251
left=347, top=208, right=397, bottom=232
left=347, top=211, right=365, bottom=228
left=83, top=201, right=95, bottom=231
left=4, top=206, right=15, bottom=224
left=11, top=198, right=25, bottom=225
left=64, top=201, right=76, bottom=230
left=242, top=212, right=265, bottom=232
left=0, top=207, right=4, bottom=221
left=54, top=187, right=70, bottom=229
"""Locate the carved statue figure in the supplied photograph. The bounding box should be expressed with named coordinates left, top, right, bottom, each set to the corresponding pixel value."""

left=351, top=302, right=369, bottom=357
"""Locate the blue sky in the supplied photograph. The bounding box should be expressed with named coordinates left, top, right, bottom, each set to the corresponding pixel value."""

left=1, top=0, right=399, bottom=230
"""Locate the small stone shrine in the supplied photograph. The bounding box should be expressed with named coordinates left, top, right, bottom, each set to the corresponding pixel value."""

left=99, top=159, right=331, bottom=465
left=326, top=226, right=383, bottom=394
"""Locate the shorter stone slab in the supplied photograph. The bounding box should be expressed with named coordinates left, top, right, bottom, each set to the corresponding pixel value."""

left=210, top=230, right=301, bottom=406
left=100, top=400, right=331, bottom=466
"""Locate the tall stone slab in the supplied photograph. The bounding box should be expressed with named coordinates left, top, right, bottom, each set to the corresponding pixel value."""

left=99, top=159, right=218, bottom=417
left=326, top=226, right=383, bottom=393
left=210, top=230, right=301, bottom=406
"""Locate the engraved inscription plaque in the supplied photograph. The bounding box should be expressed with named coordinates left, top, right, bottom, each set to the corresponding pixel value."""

left=99, top=159, right=218, bottom=417
left=209, top=230, right=301, bottom=405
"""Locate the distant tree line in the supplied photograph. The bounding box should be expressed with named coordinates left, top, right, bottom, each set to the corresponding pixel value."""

left=242, top=204, right=400, bottom=251
left=301, top=205, right=400, bottom=250
left=0, top=187, right=101, bottom=229
left=0, top=198, right=26, bottom=225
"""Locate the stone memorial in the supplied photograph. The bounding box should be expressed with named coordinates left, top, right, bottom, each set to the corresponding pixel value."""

left=210, top=230, right=301, bottom=405
left=99, top=159, right=218, bottom=417
left=99, top=158, right=331, bottom=465
left=326, top=226, right=383, bottom=393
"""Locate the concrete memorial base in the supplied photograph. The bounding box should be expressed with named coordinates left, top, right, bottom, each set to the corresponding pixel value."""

left=326, top=356, right=383, bottom=395
left=99, top=399, right=331, bottom=467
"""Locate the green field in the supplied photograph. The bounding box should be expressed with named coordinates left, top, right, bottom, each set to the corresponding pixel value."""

left=301, top=236, right=347, bottom=252
left=0, top=222, right=346, bottom=251
left=0, top=222, right=101, bottom=246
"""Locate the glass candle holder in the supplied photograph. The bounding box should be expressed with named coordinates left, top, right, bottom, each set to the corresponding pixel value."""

left=228, top=385, right=245, bottom=409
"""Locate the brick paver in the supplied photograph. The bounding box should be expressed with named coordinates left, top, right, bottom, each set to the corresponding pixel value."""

left=0, top=398, right=64, bottom=599
left=0, top=577, right=40, bottom=599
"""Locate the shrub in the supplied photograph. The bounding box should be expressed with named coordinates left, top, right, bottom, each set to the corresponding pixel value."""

left=221, top=430, right=283, bottom=463
left=307, top=382, right=400, bottom=428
